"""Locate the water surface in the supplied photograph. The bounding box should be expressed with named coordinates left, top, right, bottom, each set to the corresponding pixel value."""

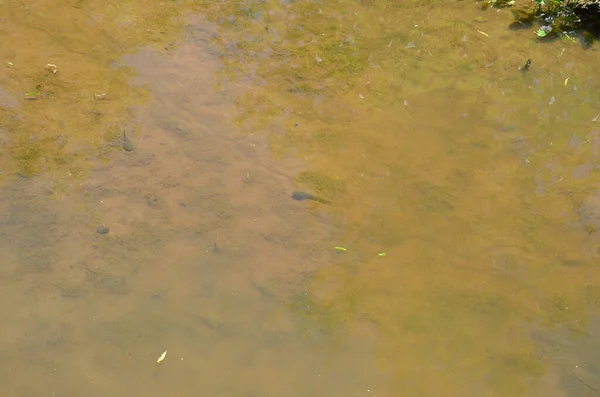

left=1, top=1, right=600, bottom=396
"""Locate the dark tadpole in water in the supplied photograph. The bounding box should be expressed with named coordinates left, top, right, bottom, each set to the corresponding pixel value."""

left=122, top=131, right=133, bottom=152
left=291, top=191, right=330, bottom=204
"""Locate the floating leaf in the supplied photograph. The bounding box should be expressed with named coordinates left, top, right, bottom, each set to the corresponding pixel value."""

left=157, top=350, right=167, bottom=363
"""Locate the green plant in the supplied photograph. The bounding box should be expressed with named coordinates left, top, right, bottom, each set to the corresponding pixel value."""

left=499, top=0, right=600, bottom=44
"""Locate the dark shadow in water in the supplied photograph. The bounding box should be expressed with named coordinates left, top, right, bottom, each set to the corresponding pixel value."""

left=533, top=317, right=600, bottom=396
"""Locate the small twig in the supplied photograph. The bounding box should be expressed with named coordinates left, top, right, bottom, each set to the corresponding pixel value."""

left=571, top=372, right=599, bottom=392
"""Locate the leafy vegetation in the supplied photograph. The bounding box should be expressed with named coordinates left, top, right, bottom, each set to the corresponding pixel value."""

left=485, top=0, right=600, bottom=45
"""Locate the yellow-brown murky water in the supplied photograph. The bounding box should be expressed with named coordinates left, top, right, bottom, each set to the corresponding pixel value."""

left=1, top=1, right=600, bottom=396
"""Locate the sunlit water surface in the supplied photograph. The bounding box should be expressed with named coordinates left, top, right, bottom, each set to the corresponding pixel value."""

left=1, top=1, right=600, bottom=396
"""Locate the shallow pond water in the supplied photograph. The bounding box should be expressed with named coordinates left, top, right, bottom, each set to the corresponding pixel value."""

left=1, top=1, right=600, bottom=396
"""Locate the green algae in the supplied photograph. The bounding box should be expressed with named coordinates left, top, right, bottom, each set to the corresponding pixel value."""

left=0, top=0, right=199, bottom=187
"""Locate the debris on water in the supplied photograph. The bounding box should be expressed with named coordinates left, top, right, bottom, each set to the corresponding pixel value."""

left=24, top=92, right=40, bottom=100
left=122, top=131, right=133, bottom=152
left=96, top=226, right=110, bottom=234
left=45, top=63, right=58, bottom=74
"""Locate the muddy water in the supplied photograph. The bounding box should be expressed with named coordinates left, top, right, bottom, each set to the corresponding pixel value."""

left=2, top=1, right=600, bottom=396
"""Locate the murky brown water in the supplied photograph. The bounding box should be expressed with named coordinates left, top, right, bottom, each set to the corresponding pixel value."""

left=2, top=1, right=600, bottom=396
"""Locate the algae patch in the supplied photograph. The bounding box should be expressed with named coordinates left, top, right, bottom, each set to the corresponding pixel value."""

left=0, top=0, right=199, bottom=187
left=296, top=170, right=345, bottom=199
